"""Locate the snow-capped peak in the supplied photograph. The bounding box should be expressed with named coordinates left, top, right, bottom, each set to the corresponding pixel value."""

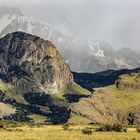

left=88, top=41, right=105, bottom=57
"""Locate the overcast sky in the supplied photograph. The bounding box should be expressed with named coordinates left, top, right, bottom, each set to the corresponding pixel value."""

left=1, top=0, right=140, bottom=50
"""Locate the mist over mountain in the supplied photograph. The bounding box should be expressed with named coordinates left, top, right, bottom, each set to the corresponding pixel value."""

left=0, top=6, right=140, bottom=73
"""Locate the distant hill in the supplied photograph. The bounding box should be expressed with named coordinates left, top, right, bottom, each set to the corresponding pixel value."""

left=69, top=71, right=140, bottom=125
left=72, top=68, right=140, bottom=90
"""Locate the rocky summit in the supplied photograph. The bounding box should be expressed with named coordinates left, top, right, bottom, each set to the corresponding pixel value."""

left=0, top=32, right=90, bottom=123
left=0, top=31, right=73, bottom=94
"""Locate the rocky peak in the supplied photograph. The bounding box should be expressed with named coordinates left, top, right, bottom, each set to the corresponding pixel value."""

left=0, top=32, right=73, bottom=94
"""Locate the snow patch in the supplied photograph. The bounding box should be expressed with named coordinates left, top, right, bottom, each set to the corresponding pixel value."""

left=88, top=41, right=105, bottom=57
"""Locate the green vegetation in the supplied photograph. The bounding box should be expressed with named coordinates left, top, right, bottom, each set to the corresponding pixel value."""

left=136, top=127, right=140, bottom=133
left=0, top=123, right=139, bottom=140
left=0, top=80, right=27, bottom=104
left=28, top=114, right=47, bottom=124
left=68, top=114, right=91, bottom=124
left=107, top=85, right=140, bottom=112
left=69, top=72, right=140, bottom=125
left=119, top=73, right=140, bottom=84
left=52, top=83, right=90, bottom=101
left=82, top=127, right=92, bottom=135
left=96, top=124, right=126, bottom=132
left=67, top=83, right=90, bottom=95
left=62, top=124, right=70, bottom=130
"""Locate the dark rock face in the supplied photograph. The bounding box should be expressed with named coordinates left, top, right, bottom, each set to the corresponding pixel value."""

left=0, top=32, right=73, bottom=94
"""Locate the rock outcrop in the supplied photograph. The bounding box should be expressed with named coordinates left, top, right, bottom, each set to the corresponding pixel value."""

left=0, top=32, right=73, bottom=94
left=0, top=32, right=90, bottom=123
left=116, top=73, right=140, bottom=90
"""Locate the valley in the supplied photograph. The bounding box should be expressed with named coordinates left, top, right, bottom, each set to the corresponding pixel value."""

left=0, top=1, right=140, bottom=139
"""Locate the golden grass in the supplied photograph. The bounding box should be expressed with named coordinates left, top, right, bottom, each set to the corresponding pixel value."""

left=0, top=102, right=16, bottom=116
left=28, top=114, right=47, bottom=124
left=0, top=125, right=139, bottom=140
left=106, top=85, right=140, bottom=112
left=120, top=73, right=140, bottom=84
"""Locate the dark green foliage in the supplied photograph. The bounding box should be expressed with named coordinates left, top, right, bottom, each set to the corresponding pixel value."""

left=113, top=124, right=123, bottom=132
left=3, top=110, right=32, bottom=122
left=62, top=124, right=70, bottom=130
left=82, top=127, right=92, bottom=135
left=96, top=123, right=123, bottom=132
left=0, top=120, right=26, bottom=129
left=127, top=113, right=135, bottom=125
left=122, top=127, right=127, bottom=132
left=136, top=127, right=140, bottom=133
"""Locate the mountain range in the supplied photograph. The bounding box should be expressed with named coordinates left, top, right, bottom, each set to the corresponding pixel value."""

left=0, top=31, right=140, bottom=125
left=0, top=7, right=140, bottom=73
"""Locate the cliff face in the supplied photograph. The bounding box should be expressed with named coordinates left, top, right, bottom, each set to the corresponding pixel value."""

left=116, top=73, right=140, bottom=90
left=0, top=32, right=73, bottom=94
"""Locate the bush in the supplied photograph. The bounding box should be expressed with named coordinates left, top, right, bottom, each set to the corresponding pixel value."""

left=113, top=124, right=123, bottom=132
left=122, top=127, right=127, bottom=132
left=0, top=123, right=4, bottom=129
left=96, top=124, right=113, bottom=132
left=62, top=124, right=70, bottom=130
left=137, top=127, right=140, bottom=133
left=82, top=127, right=92, bottom=135
left=6, top=128, right=23, bottom=132
left=96, top=123, right=123, bottom=132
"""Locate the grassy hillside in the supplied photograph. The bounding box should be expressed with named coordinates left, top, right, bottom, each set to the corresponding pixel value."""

left=69, top=72, right=140, bottom=125
left=0, top=80, right=27, bottom=104
left=0, top=79, right=91, bottom=123
left=28, top=114, right=48, bottom=123
left=106, top=85, right=140, bottom=112
left=116, top=73, right=140, bottom=89
left=52, top=83, right=91, bottom=101
left=0, top=103, right=16, bottom=117
left=119, top=73, right=140, bottom=84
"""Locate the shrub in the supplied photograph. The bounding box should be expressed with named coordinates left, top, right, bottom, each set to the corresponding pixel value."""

left=96, top=123, right=123, bottom=132
left=113, top=124, right=123, bottom=132
left=62, top=124, right=70, bottom=130
left=122, top=127, right=127, bottom=132
left=96, top=124, right=113, bottom=132
left=6, top=128, right=23, bottom=132
left=82, top=127, right=92, bottom=135
left=137, top=127, right=140, bottom=133
left=0, top=123, right=4, bottom=129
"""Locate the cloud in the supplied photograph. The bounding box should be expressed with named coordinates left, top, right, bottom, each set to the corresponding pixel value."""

left=1, top=0, right=140, bottom=49
left=0, top=0, right=46, bottom=7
